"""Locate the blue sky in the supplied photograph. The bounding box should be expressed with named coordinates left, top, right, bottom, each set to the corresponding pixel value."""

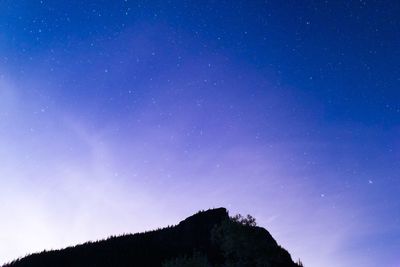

left=0, top=1, right=399, bottom=267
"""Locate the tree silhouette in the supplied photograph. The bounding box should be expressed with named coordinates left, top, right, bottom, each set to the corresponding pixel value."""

left=162, top=251, right=211, bottom=267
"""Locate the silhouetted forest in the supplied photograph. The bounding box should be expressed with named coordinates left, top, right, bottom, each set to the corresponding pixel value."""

left=3, top=208, right=303, bottom=267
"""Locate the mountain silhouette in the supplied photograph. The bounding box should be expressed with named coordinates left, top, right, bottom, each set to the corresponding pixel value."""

left=3, top=208, right=303, bottom=267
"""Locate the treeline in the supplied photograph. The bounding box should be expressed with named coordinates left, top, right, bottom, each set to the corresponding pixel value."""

left=3, top=208, right=303, bottom=267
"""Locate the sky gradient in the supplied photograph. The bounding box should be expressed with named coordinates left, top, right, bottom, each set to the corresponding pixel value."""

left=0, top=1, right=399, bottom=267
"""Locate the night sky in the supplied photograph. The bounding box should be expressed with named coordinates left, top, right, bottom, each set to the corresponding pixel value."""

left=0, top=1, right=399, bottom=266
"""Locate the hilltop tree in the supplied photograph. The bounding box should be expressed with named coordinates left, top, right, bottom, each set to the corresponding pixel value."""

left=212, top=214, right=297, bottom=267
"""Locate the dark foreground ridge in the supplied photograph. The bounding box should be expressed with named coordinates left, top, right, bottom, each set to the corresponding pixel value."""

left=3, top=208, right=303, bottom=267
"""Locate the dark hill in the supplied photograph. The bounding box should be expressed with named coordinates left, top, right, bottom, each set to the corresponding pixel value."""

left=3, top=208, right=302, bottom=267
